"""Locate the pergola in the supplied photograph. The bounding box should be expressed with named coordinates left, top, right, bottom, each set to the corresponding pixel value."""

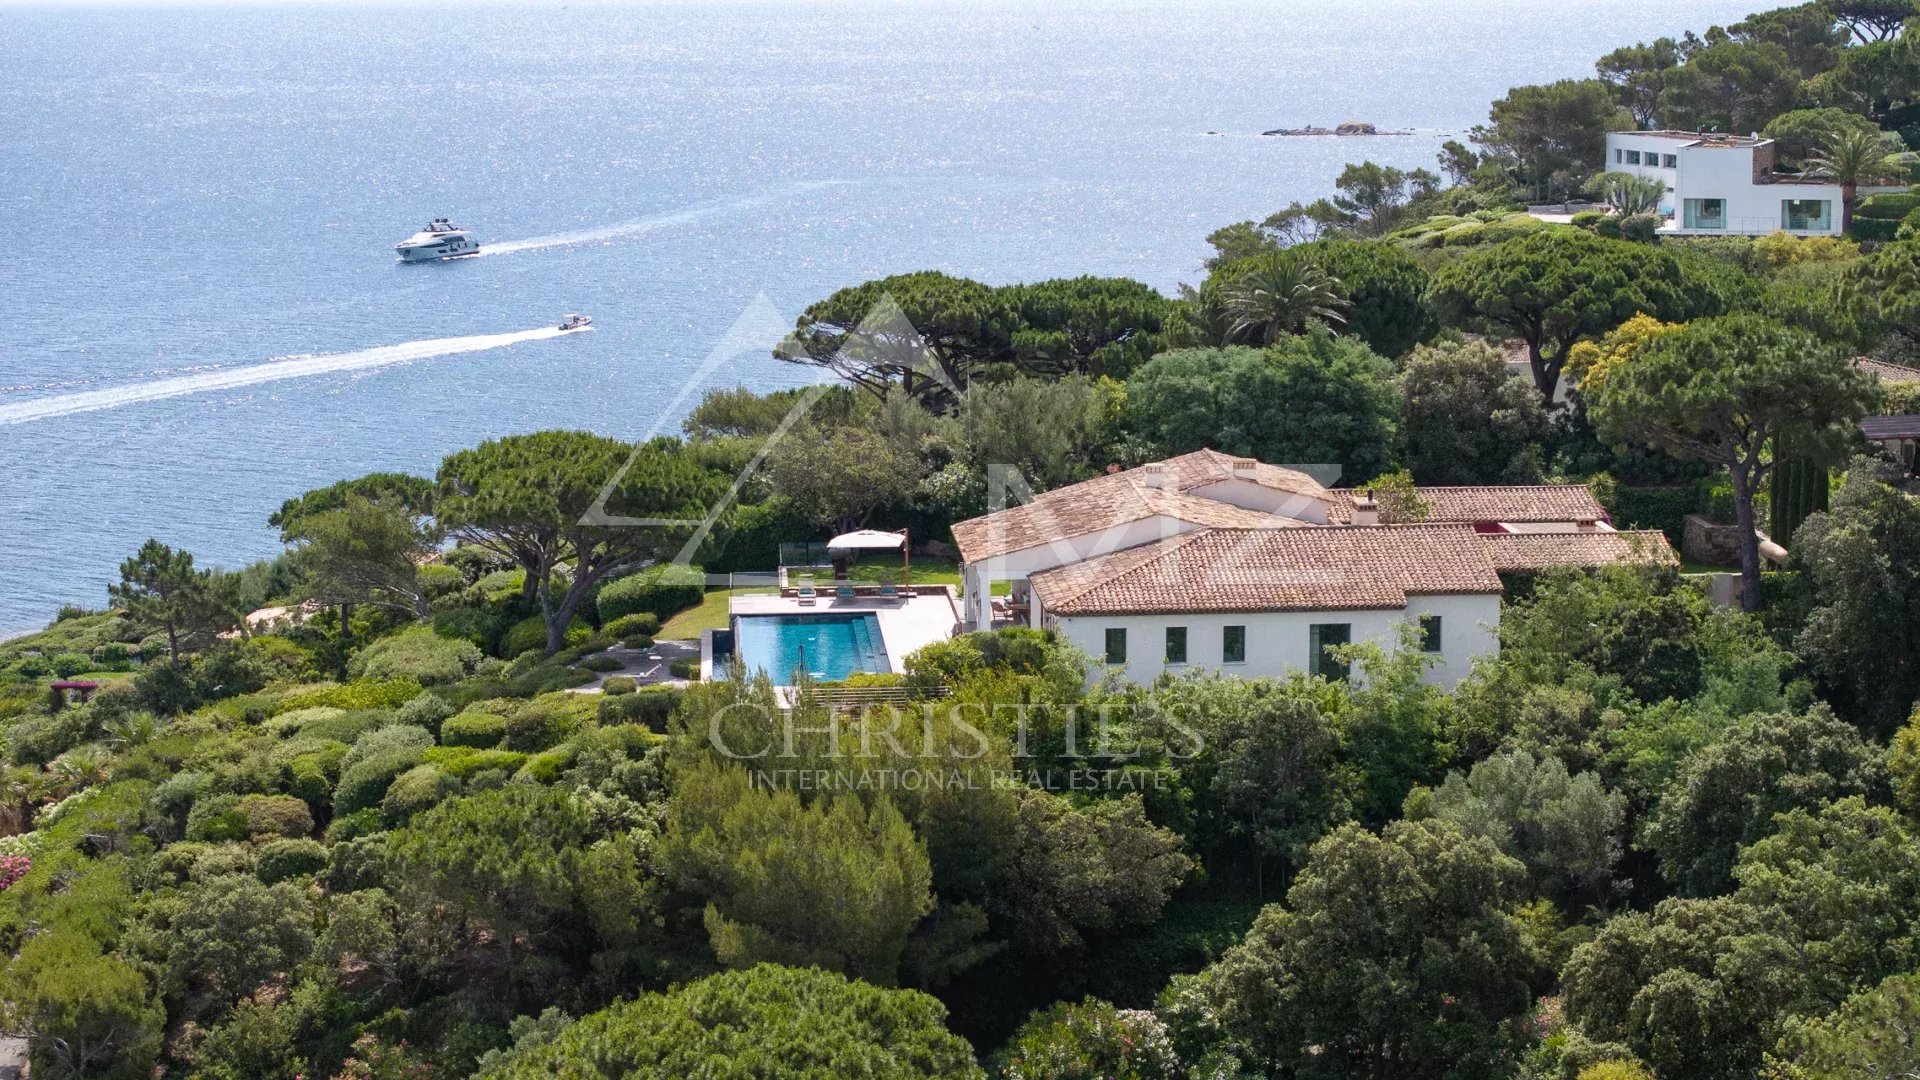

left=1863, top=414, right=1920, bottom=477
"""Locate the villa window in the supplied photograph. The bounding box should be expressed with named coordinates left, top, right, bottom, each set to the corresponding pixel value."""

left=1614, top=149, right=1623, bottom=163
left=1419, top=615, right=1442, bottom=653
left=1683, top=198, right=1726, bottom=229
left=1782, top=198, right=1832, bottom=232
left=1222, top=625, right=1246, bottom=664
left=1165, top=626, right=1187, bottom=665
left=1663, top=153, right=1677, bottom=168
left=1625, top=150, right=1641, bottom=165
left=1308, top=623, right=1351, bottom=681
left=1104, top=628, right=1126, bottom=665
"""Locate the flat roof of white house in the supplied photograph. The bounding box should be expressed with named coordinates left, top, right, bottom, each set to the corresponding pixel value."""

left=1613, top=130, right=1768, bottom=146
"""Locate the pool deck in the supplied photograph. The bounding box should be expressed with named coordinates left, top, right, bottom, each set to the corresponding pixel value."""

left=727, top=587, right=962, bottom=674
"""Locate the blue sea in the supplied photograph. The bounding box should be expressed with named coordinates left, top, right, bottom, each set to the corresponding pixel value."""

left=0, top=0, right=1757, bottom=635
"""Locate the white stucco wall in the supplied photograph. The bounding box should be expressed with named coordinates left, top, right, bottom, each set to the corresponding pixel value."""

left=1049, top=593, right=1501, bottom=689
left=1604, top=133, right=1846, bottom=236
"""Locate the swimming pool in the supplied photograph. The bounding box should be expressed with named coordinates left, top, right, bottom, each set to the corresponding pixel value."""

left=731, top=613, right=889, bottom=683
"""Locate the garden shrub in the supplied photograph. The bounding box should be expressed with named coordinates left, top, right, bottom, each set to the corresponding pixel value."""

left=381, top=765, right=460, bottom=825
left=597, top=686, right=682, bottom=731
left=298, top=709, right=393, bottom=746
left=1570, top=210, right=1607, bottom=230
left=601, top=677, right=637, bottom=696
left=190, top=843, right=258, bottom=881
left=395, top=691, right=455, bottom=735
left=350, top=627, right=483, bottom=686
left=1592, top=215, right=1623, bottom=239
left=417, top=563, right=466, bottom=599
left=235, top=794, right=314, bottom=839
left=502, top=693, right=595, bottom=751
left=341, top=725, right=433, bottom=772
left=49, top=652, right=92, bottom=678
left=580, top=655, right=623, bottom=673
left=500, top=615, right=591, bottom=659
left=274, top=678, right=423, bottom=715
left=601, top=613, right=660, bottom=639
left=4, top=710, right=94, bottom=765
left=326, top=807, right=384, bottom=843
left=255, top=838, right=329, bottom=885
left=1620, top=213, right=1660, bottom=243
left=264, top=706, right=349, bottom=737
left=185, top=794, right=248, bottom=843
left=439, top=712, right=508, bottom=749
left=518, top=745, right=578, bottom=783
left=596, top=564, right=705, bottom=622
left=333, top=734, right=429, bottom=816
left=668, top=657, right=700, bottom=680
left=422, top=747, right=529, bottom=779
left=622, top=635, right=654, bottom=651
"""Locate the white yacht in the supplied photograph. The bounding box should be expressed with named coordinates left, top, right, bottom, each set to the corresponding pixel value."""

left=394, top=219, right=478, bottom=261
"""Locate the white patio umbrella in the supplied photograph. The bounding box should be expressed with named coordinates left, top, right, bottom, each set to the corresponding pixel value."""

left=824, top=530, right=910, bottom=591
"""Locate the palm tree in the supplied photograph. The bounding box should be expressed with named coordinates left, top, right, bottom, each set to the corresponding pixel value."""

left=1222, top=261, right=1351, bottom=344
left=0, top=768, right=44, bottom=836
left=1806, top=127, right=1915, bottom=234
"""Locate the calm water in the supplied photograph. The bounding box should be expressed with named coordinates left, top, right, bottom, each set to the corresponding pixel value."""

left=0, top=0, right=1756, bottom=635
left=733, top=613, right=888, bottom=682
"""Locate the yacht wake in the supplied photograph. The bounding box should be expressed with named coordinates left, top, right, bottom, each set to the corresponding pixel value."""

left=480, top=179, right=852, bottom=257
left=0, top=326, right=571, bottom=426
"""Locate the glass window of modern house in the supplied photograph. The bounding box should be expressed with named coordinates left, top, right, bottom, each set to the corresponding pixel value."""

left=1308, top=623, right=1351, bottom=681
left=1625, top=150, right=1641, bottom=164
left=1165, top=626, right=1187, bottom=664
left=1782, top=198, right=1832, bottom=231
left=1222, top=625, right=1246, bottom=663
left=1683, top=198, right=1726, bottom=229
left=1614, top=149, right=1624, bottom=163
left=1419, top=615, right=1442, bottom=652
left=1663, top=153, right=1677, bottom=168
left=1104, top=628, right=1126, bottom=665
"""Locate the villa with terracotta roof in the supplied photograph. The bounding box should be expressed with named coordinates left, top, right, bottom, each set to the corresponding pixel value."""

left=952, top=450, right=1677, bottom=687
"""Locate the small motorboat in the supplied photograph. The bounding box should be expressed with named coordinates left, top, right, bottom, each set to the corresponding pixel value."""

left=395, top=218, right=478, bottom=261
left=557, top=313, right=593, bottom=331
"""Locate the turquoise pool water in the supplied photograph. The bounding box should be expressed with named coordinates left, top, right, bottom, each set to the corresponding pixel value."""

left=732, top=613, right=888, bottom=683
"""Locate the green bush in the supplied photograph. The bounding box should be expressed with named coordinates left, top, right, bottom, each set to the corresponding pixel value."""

left=439, top=712, right=508, bottom=749
left=334, top=746, right=427, bottom=816
left=518, top=744, right=578, bottom=783
left=235, top=794, right=314, bottom=839
left=1571, top=210, right=1608, bottom=229
left=422, top=746, right=529, bottom=779
left=1857, top=190, right=1919, bottom=220
left=1609, top=484, right=1702, bottom=544
left=502, top=693, right=596, bottom=751
left=597, top=564, right=705, bottom=622
left=381, top=764, right=460, bottom=825
left=395, top=691, right=455, bottom=734
left=274, top=678, right=423, bottom=715
left=255, top=838, right=329, bottom=885
left=49, top=652, right=92, bottom=678
left=185, top=794, right=248, bottom=843
left=622, top=635, right=655, bottom=651
left=264, top=706, right=348, bottom=737
left=1852, top=215, right=1903, bottom=242
left=326, top=807, right=384, bottom=843
left=1620, top=213, right=1661, bottom=243
left=602, top=676, right=637, bottom=696
left=669, top=657, right=700, bottom=680
left=350, top=627, right=483, bottom=685
left=417, top=563, right=466, bottom=599
left=579, top=655, right=624, bottom=673
left=500, top=615, right=592, bottom=659
left=298, top=709, right=393, bottom=745
left=1592, top=215, right=1623, bottom=239
left=341, top=724, right=433, bottom=772
left=597, top=686, right=683, bottom=731
left=602, top=613, right=661, bottom=639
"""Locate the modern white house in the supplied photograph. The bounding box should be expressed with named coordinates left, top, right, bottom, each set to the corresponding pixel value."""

left=950, top=450, right=1677, bottom=688
left=1603, top=130, right=1849, bottom=236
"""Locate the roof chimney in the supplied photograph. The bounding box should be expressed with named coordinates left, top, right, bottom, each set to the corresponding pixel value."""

left=1140, top=463, right=1166, bottom=489
left=1352, top=491, right=1379, bottom=527
left=1576, top=517, right=1600, bottom=532
left=1231, top=458, right=1257, bottom=475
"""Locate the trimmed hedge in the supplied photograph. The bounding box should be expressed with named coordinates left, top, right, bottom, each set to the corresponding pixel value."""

left=602, top=613, right=661, bottom=639
left=382, top=765, right=460, bottom=824
left=597, top=686, right=683, bottom=731
left=256, top=839, right=329, bottom=885
left=597, top=564, right=705, bottom=622
left=580, top=655, right=624, bottom=673
left=350, top=627, right=483, bottom=685
left=274, top=679, right=424, bottom=715
left=236, top=794, right=314, bottom=839
left=440, top=712, right=508, bottom=749
left=422, top=746, right=529, bottom=779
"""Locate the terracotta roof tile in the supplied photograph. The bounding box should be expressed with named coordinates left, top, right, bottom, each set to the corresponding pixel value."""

left=1030, top=524, right=1503, bottom=616
left=951, top=450, right=1327, bottom=562
left=1859, top=357, right=1920, bottom=384
left=1477, top=529, right=1678, bottom=572
left=1326, top=485, right=1606, bottom=525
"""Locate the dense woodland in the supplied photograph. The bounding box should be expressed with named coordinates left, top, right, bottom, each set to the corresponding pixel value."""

left=5, top=2, right=1920, bottom=1078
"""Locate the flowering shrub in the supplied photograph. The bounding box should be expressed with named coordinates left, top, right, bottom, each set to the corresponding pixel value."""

left=0, top=854, right=29, bottom=890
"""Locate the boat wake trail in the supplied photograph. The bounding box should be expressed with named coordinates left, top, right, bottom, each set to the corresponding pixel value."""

left=481, top=179, right=852, bottom=257
left=0, top=326, right=570, bottom=427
